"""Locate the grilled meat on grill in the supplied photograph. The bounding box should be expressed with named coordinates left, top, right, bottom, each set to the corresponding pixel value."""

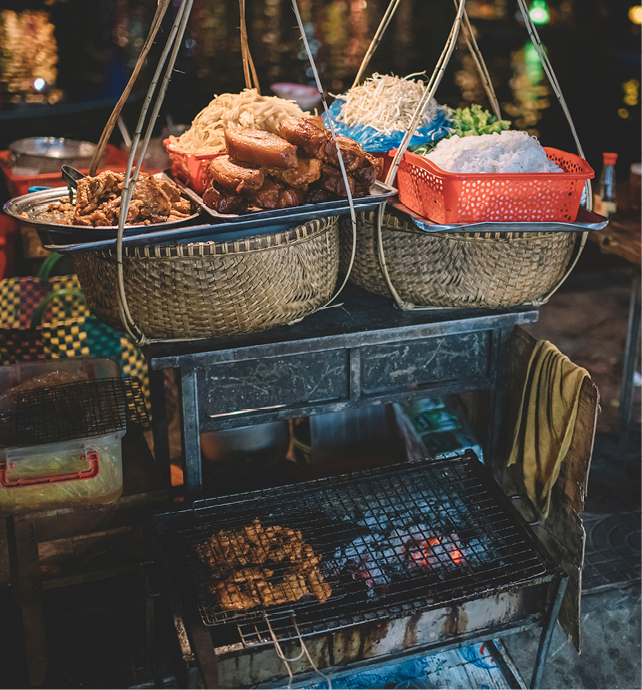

left=198, top=518, right=331, bottom=612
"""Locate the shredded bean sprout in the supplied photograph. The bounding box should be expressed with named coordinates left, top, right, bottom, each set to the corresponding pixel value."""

left=169, top=88, right=307, bottom=155
left=335, top=73, right=440, bottom=135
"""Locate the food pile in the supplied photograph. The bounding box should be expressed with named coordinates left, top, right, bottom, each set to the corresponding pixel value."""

left=422, top=130, right=563, bottom=174
left=324, top=73, right=451, bottom=151
left=168, top=88, right=307, bottom=156
left=202, top=116, right=383, bottom=214
left=196, top=518, right=331, bottom=612
left=49, top=172, right=192, bottom=227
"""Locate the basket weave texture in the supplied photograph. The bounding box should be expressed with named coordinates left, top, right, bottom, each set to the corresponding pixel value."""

left=339, top=212, right=577, bottom=308
left=74, top=216, right=339, bottom=340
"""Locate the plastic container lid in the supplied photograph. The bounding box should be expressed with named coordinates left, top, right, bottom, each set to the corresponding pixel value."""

left=603, top=152, right=618, bottom=165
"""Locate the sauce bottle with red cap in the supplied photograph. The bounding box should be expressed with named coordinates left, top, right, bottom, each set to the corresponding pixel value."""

left=594, top=152, right=618, bottom=217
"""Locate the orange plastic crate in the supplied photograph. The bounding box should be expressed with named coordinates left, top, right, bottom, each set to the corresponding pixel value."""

left=394, top=146, right=594, bottom=224
left=164, top=138, right=224, bottom=194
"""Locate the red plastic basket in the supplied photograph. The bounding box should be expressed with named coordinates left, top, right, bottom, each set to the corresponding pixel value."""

left=164, top=138, right=224, bottom=194
left=394, top=147, right=594, bottom=224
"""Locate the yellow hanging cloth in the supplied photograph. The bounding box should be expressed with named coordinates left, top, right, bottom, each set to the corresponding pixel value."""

left=507, top=340, right=590, bottom=518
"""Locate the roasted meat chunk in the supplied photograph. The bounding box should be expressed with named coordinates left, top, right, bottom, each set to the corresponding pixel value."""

left=224, top=129, right=298, bottom=169
left=319, top=164, right=355, bottom=197
left=209, top=155, right=264, bottom=194
left=202, top=181, right=247, bottom=214
left=353, top=153, right=384, bottom=190
left=250, top=179, right=304, bottom=209
left=322, top=136, right=366, bottom=172
left=267, top=156, right=322, bottom=188
left=304, top=186, right=329, bottom=204
left=278, top=116, right=332, bottom=157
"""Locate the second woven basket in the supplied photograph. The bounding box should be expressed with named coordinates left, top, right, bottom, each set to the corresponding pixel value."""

left=74, top=216, right=340, bottom=340
left=339, top=211, right=577, bottom=309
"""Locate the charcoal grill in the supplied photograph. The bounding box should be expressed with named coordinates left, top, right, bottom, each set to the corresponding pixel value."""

left=148, top=451, right=566, bottom=689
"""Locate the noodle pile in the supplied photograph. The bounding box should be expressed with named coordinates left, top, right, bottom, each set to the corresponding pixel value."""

left=335, top=73, right=440, bottom=135
left=169, top=89, right=307, bottom=155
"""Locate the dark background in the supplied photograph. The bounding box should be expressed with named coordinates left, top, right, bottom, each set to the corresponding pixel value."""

left=0, top=0, right=640, bottom=178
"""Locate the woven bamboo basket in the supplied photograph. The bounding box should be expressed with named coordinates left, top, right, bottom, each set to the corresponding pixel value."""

left=339, top=211, right=577, bottom=309
left=73, top=216, right=339, bottom=340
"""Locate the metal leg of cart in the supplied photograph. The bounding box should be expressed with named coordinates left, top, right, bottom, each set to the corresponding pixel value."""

left=529, top=575, right=568, bottom=689
left=620, top=271, right=641, bottom=447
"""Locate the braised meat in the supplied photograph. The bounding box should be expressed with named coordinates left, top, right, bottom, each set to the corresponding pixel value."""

left=319, top=164, right=356, bottom=197
left=267, top=156, right=322, bottom=188
left=224, top=129, right=298, bottom=169
left=209, top=155, right=264, bottom=194
left=304, top=187, right=329, bottom=204
left=278, top=116, right=332, bottom=157
left=249, top=178, right=304, bottom=209
left=65, top=171, right=191, bottom=227
left=353, top=152, right=384, bottom=189
left=203, top=181, right=248, bottom=214
left=322, top=136, right=366, bottom=172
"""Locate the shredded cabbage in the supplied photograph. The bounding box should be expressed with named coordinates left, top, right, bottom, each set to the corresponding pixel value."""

left=424, top=130, right=563, bottom=174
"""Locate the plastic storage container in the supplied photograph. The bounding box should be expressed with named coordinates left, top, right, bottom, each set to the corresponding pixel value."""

left=0, top=358, right=125, bottom=514
left=394, top=147, right=594, bottom=224
left=0, top=431, right=124, bottom=514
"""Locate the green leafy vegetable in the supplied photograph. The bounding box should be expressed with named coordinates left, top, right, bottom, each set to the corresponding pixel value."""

left=410, top=105, right=511, bottom=156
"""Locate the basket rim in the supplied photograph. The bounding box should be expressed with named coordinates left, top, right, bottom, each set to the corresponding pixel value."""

left=395, top=146, right=595, bottom=181
left=90, top=215, right=339, bottom=259
left=354, top=211, right=581, bottom=242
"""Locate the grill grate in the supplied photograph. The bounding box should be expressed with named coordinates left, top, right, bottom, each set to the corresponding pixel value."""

left=15, top=377, right=149, bottom=445
left=153, top=452, right=556, bottom=646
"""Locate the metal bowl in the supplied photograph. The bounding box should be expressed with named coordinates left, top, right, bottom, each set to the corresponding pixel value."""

left=8, top=137, right=102, bottom=174
left=3, top=186, right=201, bottom=236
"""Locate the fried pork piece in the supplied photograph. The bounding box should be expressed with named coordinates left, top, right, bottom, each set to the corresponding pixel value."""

left=353, top=152, right=384, bottom=189
left=323, top=136, right=366, bottom=172
left=225, top=129, right=298, bottom=169
left=209, top=155, right=264, bottom=194
left=250, top=179, right=304, bottom=210
left=319, top=164, right=356, bottom=197
left=267, top=156, right=322, bottom=188
left=278, top=116, right=332, bottom=158
left=202, top=181, right=247, bottom=214
left=304, top=186, right=329, bottom=204
left=71, top=171, right=190, bottom=226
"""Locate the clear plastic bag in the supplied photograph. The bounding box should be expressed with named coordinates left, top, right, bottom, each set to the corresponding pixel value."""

left=323, top=98, right=452, bottom=152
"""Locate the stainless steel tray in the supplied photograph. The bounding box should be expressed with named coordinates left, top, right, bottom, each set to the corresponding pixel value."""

left=3, top=186, right=201, bottom=236
left=175, top=176, right=397, bottom=228
left=389, top=200, right=609, bottom=233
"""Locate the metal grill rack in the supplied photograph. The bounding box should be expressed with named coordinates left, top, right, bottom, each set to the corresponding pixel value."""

left=153, top=452, right=557, bottom=647
left=15, top=377, right=149, bottom=445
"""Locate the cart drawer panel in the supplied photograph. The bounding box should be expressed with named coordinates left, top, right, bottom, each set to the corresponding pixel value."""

left=360, top=331, right=491, bottom=395
left=199, top=350, right=349, bottom=417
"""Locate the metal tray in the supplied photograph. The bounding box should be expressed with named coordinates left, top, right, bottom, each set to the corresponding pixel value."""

left=389, top=200, right=609, bottom=233
left=3, top=185, right=201, bottom=237
left=175, top=177, right=397, bottom=227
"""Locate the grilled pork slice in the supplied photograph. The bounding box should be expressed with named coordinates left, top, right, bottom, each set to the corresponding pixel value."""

left=267, top=156, right=322, bottom=188
left=322, top=136, right=365, bottom=172
left=209, top=155, right=264, bottom=194
left=224, top=129, right=298, bottom=169
left=278, top=116, right=332, bottom=157
left=202, top=182, right=247, bottom=214
left=249, top=178, right=304, bottom=209
left=319, top=164, right=355, bottom=197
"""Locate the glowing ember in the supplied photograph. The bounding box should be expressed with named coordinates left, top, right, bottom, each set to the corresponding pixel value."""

left=403, top=532, right=466, bottom=570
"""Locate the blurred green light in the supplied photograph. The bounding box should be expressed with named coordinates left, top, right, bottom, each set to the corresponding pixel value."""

left=529, top=0, right=550, bottom=24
